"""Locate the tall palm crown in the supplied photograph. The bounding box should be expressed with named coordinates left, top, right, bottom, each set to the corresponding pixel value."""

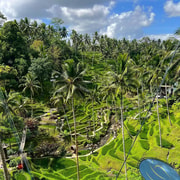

left=53, top=61, right=90, bottom=102
left=20, top=73, right=40, bottom=99
left=109, top=53, right=139, bottom=95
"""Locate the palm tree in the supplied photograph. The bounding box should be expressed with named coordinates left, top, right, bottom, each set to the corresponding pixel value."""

left=20, top=73, right=40, bottom=117
left=71, top=30, right=80, bottom=55
left=108, top=54, right=139, bottom=179
left=107, top=54, right=138, bottom=179
left=165, top=84, right=172, bottom=126
left=51, top=93, right=72, bottom=142
left=7, top=91, right=31, bottom=118
left=150, top=68, right=163, bottom=147
left=84, top=33, right=91, bottom=51
left=53, top=61, right=90, bottom=180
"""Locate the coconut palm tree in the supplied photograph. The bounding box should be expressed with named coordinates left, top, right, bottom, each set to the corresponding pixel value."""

left=150, top=68, right=163, bottom=147
left=51, top=93, right=72, bottom=142
left=71, top=30, right=80, bottom=55
left=108, top=53, right=139, bottom=179
left=7, top=91, right=31, bottom=118
left=52, top=61, right=90, bottom=180
left=19, top=73, right=40, bottom=117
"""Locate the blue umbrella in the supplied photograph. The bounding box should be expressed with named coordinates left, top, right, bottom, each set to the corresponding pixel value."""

left=139, top=159, right=180, bottom=180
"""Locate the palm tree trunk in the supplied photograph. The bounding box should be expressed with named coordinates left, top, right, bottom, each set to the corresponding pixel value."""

left=165, top=84, right=171, bottom=126
left=72, top=97, right=80, bottom=180
left=150, top=85, right=154, bottom=107
left=0, top=138, right=10, bottom=180
left=31, top=93, right=33, bottom=118
left=92, top=95, right=95, bottom=136
left=137, top=88, right=141, bottom=122
left=120, top=93, right=127, bottom=180
left=156, top=94, right=162, bottom=147
left=142, top=85, right=145, bottom=110
left=62, top=104, right=72, bottom=142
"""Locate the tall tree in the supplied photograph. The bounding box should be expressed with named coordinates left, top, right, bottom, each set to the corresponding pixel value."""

left=53, top=60, right=90, bottom=180
left=108, top=54, right=139, bottom=179
left=71, top=30, right=80, bottom=55
left=0, top=21, right=28, bottom=65
left=19, top=73, right=40, bottom=117
left=150, top=68, right=163, bottom=147
left=51, top=93, right=72, bottom=142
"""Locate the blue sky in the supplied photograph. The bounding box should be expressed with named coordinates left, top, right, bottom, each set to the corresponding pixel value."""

left=0, top=0, right=180, bottom=39
left=112, top=0, right=180, bottom=37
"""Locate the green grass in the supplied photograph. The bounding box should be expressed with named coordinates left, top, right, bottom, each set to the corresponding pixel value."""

left=51, top=158, right=76, bottom=171
left=101, top=141, right=115, bottom=155
left=156, top=136, right=174, bottom=149
left=139, top=139, right=150, bottom=150
left=60, top=166, right=77, bottom=177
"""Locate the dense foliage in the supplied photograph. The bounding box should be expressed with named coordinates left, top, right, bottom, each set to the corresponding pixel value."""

left=0, top=16, right=179, bottom=179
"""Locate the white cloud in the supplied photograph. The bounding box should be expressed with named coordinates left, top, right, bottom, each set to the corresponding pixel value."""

left=164, top=0, right=180, bottom=17
left=0, top=0, right=155, bottom=39
left=147, top=34, right=180, bottom=40
left=101, top=6, right=155, bottom=39
left=0, top=0, right=112, bottom=19
left=47, top=3, right=111, bottom=34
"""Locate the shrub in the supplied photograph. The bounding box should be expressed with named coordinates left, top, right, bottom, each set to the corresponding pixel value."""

left=9, top=158, right=20, bottom=167
left=35, top=141, right=61, bottom=157
left=7, top=149, right=15, bottom=156
left=26, top=118, right=39, bottom=132
left=15, top=173, right=27, bottom=180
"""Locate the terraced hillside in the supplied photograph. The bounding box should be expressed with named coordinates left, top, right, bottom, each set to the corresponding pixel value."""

left=12, top=100, right=180, bottom=180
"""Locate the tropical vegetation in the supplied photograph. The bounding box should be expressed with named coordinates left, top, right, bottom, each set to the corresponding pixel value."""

left=0, top=13, right=180, bottom=180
